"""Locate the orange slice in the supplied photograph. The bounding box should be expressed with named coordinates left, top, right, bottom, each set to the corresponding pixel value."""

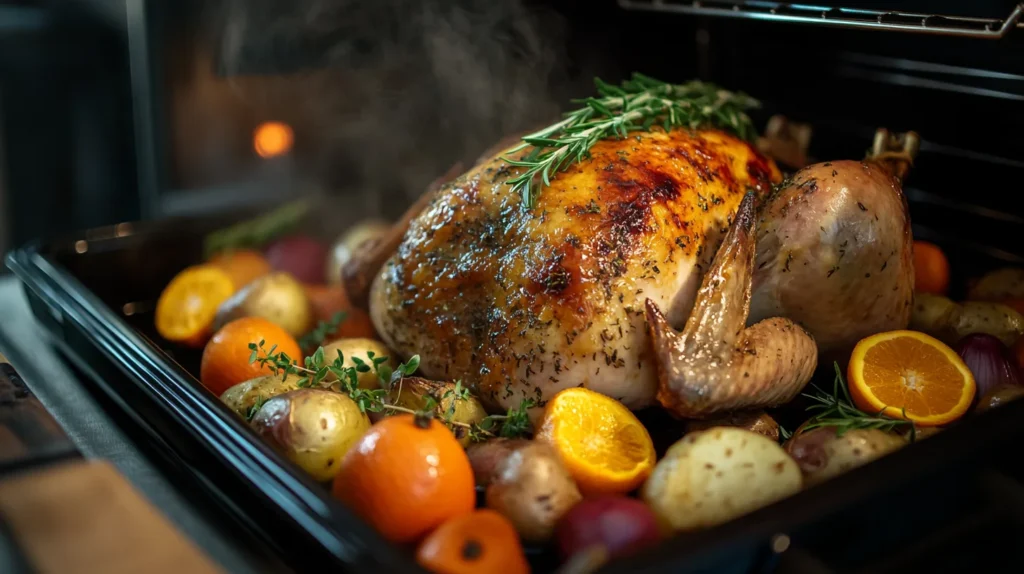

left=155, top=265, right=235, bottom=348
left=848, top=330, right=976, bottom=427
left=536, top=387, right=656, bottom=496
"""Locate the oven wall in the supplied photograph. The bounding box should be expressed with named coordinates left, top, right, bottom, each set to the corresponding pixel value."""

left=0, top=1, right=138, bottom=253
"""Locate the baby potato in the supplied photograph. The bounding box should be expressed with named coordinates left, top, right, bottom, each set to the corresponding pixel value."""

left=325, top=220, right=391, bottom=285
left=485, top=441, right=582, bottom=542
left=783, top=427, right=906, bottom=487
left=975, top=384, right=1024, bottom=414
left=467, top=438, right=532, bottom=487
left=214, top=272, right=315, bottom=338
left=321, top=338, right=396, bottom=389
left=902, top=426, right=942, bottom=442
left=685, top=411, right=780, bottom=442
left=910, top=293, right=959, bottom=341
left=220, top=373, right=304, bottom=419
left=910, top=294, right=1024, bottom=347
left=251, top=389, right=371, bottom=482
left=968, top=268, right=1024, bottom=302
left=641, top=427, right=801, bottom=532
left=953, top=302, right=1024, bottom=347
left=388, top=377, right=487, bottom=446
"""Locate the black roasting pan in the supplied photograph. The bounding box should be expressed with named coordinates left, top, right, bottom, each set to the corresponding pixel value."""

left=7, top=189, right=1024, bottom=572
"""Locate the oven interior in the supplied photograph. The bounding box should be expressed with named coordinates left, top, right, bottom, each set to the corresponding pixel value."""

left=148, top=0, right=1024, bottom=272
left=7, top=0, right=1024, bottom=572
left=149, top=1, right=1024, bottom=571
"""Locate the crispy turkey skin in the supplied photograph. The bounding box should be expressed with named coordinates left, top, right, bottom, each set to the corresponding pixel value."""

left=369, top=128, right=779, bottom=411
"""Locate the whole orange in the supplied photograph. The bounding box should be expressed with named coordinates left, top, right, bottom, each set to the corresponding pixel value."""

left=912, top=241, right=950, bottom=295
left=332, top=414, right=475, bottom=543
left=208, top=249, right=272, bottom=289
left=416, top=509, right=529, bottom=574
left=200, top=317, right=302, bottom=396
left=302, top=283, right=377, bottom=341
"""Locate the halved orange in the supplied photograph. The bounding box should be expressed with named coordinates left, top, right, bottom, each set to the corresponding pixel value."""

left=155, top=265, right=236, bottom=348
left=535, top=387, right=656, bottom=496
left=848, top=330, right=976, bottom=427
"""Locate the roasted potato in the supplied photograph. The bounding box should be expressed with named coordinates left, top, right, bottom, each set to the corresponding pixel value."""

left=485, top=441, right=582, bottom=542
left=910, top=293, right=960, bottom=341
left=911, top=293, right=1024, bottom=347
left=388, top=377, right=487, bottom=446
left=220, top=373, right=304, bottom=419
left=975, top=384, right=1024, bottom=414
left=784, top=426, right=905, bottom=487
left=968, top=268, right=1024, bottom=302
left=902, top=426, right=942, bottom=442
left=955, top=302, right=1024, bottom=347
left=641, top=428, right=801, bottom=531
left=251, top=389, right=371, bottom=482
left=325, top=220, right=391, bottom=285
left=685, top=411, right=780, bottom=442
left=213, top=272, right=315, bottom=338
left=320, top=338, right=396, bottom=389
left=467, top=438, right=532, bottom=487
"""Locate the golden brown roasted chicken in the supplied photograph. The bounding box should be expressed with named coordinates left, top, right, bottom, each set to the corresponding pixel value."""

left=365, top=127, right=914, bottom=416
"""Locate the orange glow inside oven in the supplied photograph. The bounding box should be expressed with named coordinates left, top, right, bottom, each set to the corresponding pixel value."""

left=253, top=121, right=294, bottom=158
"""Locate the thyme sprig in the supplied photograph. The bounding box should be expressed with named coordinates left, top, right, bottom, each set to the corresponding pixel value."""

left=503, top=73, right=760, bottom=208
left=800, top=363, right=916, bottom=442
left=297, top=311, right=348, bottom=354
left=246, top=340, right=533, bottom=441
left=246, top=395, right=268, bottom=423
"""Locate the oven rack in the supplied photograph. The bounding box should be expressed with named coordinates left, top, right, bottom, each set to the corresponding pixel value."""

left=616, top=1, right=1024, bottom=40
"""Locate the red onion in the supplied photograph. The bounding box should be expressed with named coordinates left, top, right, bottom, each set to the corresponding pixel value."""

left=555, top=496, right=661, bottom=561
left=954, top=333, right=1023, bottom=398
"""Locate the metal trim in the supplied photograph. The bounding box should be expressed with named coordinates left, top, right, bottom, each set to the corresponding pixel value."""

left=617, top=1, right=1024, bottom=39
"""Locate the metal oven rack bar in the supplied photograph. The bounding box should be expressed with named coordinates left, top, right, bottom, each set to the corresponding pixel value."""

left=616, top=1, right=1024, bottom=39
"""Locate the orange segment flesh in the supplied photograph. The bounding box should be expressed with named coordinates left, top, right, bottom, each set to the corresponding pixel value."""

left=848, top=330, right=976, bottom=427
left=155, top=265, right=235, bottom=348
left=536, top=387, right=656, bottom=496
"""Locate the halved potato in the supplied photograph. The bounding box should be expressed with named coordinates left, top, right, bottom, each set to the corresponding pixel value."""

left=641, top=427, right=801, bottom=531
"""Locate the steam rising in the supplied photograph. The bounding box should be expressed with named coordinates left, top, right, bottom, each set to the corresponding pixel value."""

left=209, top=0, right=590, bottom=218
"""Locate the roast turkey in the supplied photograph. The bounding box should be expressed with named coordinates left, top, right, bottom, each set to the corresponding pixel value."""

left=364, top=127, right=914, bottom=414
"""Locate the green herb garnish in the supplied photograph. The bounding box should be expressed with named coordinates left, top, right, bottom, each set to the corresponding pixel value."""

left=246, top=395, right=268, bottom=422
left=204, top=199, right=309, bottom=258
left=800, top=362, right=916, bottom=441
left=297, top=311, right=348, bottom=354
left=247, top=341, right=533, bottom=440
left=504, top=73, right=759, bottom=208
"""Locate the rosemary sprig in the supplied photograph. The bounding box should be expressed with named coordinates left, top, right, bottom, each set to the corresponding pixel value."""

left=503, top=73, right=760, bottom=208
left=800, top=363, right=916, bottom=442
left=297, top=311, right=348, bottom=354
left=203, top=199, right=309, bottom=258
left=246, top=340, right=533, bottom=441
